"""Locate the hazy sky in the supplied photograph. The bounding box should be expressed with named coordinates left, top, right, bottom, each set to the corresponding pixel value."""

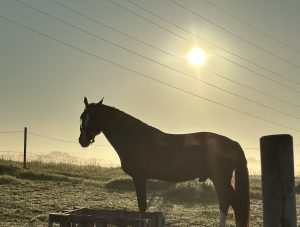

left=1, top=0, right=300, bottom=172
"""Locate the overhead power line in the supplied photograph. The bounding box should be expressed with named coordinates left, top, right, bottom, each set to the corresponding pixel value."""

left=48, top=0, right=180, bottom=61
left=1, top=14, right=300, bottom=133
left=109, top=0, right=300, bottom=93
left=170, top=0, right=300, bottom=70
left=205, top=0, right=300, bottom=54
left=49, top=0, right=300, bottom=109
left=14, top=0, right=300, bottom=119
left=107, top=0, right=188, bottom=42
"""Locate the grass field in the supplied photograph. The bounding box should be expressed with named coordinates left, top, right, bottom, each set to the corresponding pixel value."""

left=0, top=160, right=299, bottom=226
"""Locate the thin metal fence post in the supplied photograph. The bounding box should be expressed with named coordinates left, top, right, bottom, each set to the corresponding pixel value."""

left=23, top=127, right=27, bottom=168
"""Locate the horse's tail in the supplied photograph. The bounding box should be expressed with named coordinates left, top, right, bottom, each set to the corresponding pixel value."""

left=234, top=144, right=250, bottom=227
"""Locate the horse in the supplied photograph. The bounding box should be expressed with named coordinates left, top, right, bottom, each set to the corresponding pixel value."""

left=79, top=97, right=250, bottom=227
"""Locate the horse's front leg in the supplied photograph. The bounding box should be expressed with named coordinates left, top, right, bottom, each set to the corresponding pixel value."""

left=219, top=212, right=227, bottom=227
left=132, top=177, right=147, bottom=213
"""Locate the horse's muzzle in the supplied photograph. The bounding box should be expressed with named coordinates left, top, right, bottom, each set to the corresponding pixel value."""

left=79, top=133, right=90, bottom=147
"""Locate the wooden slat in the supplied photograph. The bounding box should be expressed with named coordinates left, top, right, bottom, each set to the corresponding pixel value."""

left=49, top=208, right=164, bottom=227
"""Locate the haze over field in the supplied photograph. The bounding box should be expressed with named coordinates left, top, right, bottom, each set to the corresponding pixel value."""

left=1, top=0, right=300, bottom=174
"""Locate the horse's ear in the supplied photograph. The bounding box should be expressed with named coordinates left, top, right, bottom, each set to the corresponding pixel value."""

left=84, top=97, right=89, bottom=107
left=98, top=97, right=104, bottom=105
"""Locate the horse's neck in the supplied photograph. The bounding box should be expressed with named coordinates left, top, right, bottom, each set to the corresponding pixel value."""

left=100, top=106, right=159, bottom=158
left=101, top=106, right=135, bottom=157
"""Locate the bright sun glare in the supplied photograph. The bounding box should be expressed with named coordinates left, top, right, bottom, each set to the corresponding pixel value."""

left=188, top=48, right=206, bottom=66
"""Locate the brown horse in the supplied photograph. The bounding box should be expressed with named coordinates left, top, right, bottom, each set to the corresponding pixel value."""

left=79, top=97, right=250, bottom=227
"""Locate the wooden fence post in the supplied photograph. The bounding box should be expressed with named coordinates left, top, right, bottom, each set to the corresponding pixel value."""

left=23, top=127, right=27, bottom=168
left=260, top=134, right=297, bottom=227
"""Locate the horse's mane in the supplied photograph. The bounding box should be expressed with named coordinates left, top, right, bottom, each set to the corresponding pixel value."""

left=103, top=105, right=162, bottom=134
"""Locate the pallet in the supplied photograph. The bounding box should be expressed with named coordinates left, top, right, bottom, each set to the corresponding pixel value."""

left=48, top=207, right=165, bottom=227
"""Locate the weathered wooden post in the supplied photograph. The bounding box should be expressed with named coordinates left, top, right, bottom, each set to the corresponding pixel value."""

left=23, top=127, right=27, bottom=168
left=260, top=134, right=296, bottom=227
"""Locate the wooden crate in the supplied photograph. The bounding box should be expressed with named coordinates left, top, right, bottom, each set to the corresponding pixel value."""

left=48, top=207, right=165, bottom=227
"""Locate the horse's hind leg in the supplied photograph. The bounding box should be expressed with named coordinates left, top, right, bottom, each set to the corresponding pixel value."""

left=213, top=180, right=235, bottom=227
left=132, top=177, right=147, bottom=213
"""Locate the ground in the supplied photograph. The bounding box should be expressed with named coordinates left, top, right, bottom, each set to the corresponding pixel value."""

left=0, top=160, right=299, bottom=226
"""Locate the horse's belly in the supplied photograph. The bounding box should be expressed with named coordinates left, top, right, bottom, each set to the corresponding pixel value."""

left=148, top=168, right=207, bottom=182
left=145, top=156, right=208, bottom=182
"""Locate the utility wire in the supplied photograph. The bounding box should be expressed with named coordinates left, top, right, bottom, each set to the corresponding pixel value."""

left=0, top=150, right=107, bottom=165
left=28, top=152, right=83, bottom=163
left=1, top=151, right=92, bottom=164
left=205, top=0, right=300, bottom=54
left=106, top=0, right=189, bottom=42
left=108, top=0, right=300, bottom=94
left=49, top=0, right=300, bottom=109
left=0, top=131, right=23, bottom=134
left=205, top=71, right=300, bottom=108
left=124, top=0, right=300, bottom=89
left=29, top=153, right=72, bottom=163
left=0, top=150, right=22, bottom=153
left=170, top=0, right=300, bottom=70
left=14, top=0, right=300, bottom=119
left=0, top=151, right=100, bottom=165
left=244, top=143, right=300, bottom=150
left=2, top=128, right=298, bottom=150
left=29, top=131, right=78, bottom=144
left=1, top=14, right=299, bottom=133
left=28, top=131, right=109, bottom=147
left=48, top=0, right=180, bottom=61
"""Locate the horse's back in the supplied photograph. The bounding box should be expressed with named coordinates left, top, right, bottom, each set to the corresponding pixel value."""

left=139, top=132, right=240, bottom=181
left=159, top=132, right=240, bottom=160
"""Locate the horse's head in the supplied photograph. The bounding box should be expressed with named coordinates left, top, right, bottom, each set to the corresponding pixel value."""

left=79, top=97, right=104, bottom=147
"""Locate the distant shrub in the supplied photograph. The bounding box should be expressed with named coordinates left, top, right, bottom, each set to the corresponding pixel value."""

left=18, top=170, right=82, bottom=184
left=0, top=175, right=27, bottom=185
left=105, top=177, right=135, bottom=191
left=27, top=161, right=124, bottom=182
left=162, top=180, right=217, bottom=204
left=0, top=163, right=20, bottom=175
left=105, top=177, right=176, bottom=192
left=147, top=180, right=176, bottom=191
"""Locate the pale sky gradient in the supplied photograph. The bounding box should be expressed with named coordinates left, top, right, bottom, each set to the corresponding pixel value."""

left=1, top=0, right=300, bottom=173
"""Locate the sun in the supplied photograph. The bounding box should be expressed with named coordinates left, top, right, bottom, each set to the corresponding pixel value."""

left=188, top=48, right=206, bottom=66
